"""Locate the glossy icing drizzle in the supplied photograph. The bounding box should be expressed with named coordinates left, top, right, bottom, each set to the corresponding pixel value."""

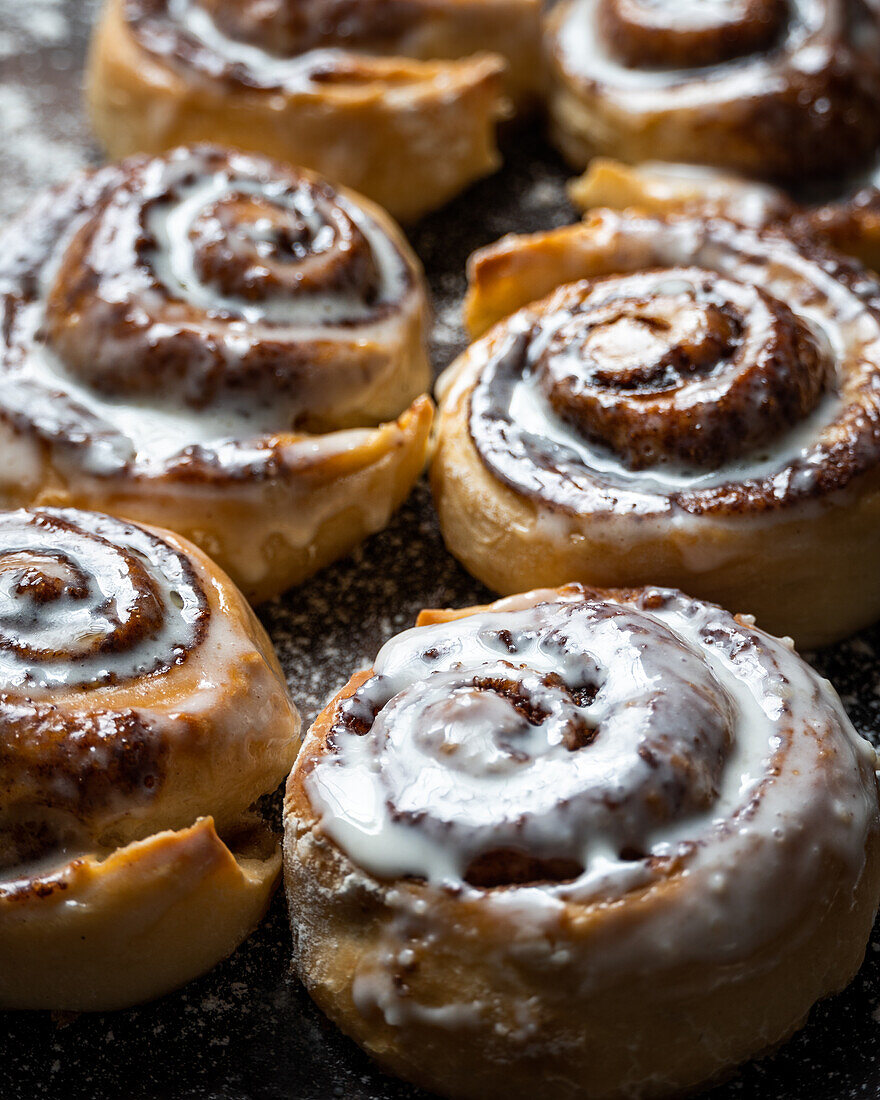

left=461, top=212, right=880, bottom=516
left=550, top=0, right=880, bottom=179
left=0, top=145, right=419, bottom=477
left=306, top=587, right=878, bottom=999
left=125, top=0, right=448, bottom=88
left=0, top=509, right=207, bottom=691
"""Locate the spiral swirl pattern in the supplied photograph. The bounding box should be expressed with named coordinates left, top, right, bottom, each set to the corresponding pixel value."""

left=306, top=585, right=877, bottom=901
left=460, top=211, right=880, bottom=517
left=19, top=145, right=421, bottom=432
left=0, top=146, right=433, bottom=602
left=546, top=0, right=880, bottom=180
left=290, top=585, right=880, bottom=1100
left=0, top=505, right=300, bottom=1010
left=0, top=507, right=298, bottom=871
left=122, top=0, right=527, bottom=91
left=325, top=593, right=734, bottom=886
left=89, top=0, right=537, bottom=221
left=0, top=507, right=212, bottom=870
left=0, top=510, right=207, bottom=691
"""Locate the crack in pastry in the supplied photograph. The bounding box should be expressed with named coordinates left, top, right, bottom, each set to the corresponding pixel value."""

left=0, top=507, right=301, bottom=1010
left=0, top=145, right=433, bottom=602
left=544, top=0, right=880, bottom=182
left=437, top=209, right=880, bottom=647
left=284, top=584, right=880, bottom=1099
left=87, top=0, right=543, bottom=221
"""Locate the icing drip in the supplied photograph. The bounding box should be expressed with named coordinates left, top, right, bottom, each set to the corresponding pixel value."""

left=462, top=213, right=880, bottom=517
left=306, top=587, right=879, bottom=983
left=0, top=145, right=422, bottom=474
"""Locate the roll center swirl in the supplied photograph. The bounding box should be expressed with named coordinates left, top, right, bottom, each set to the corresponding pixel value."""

left=598, top=0, right=788, bottom=68
left=186, top=188, right=381, bottom=302
left=38, top=148, right=400, bottom=413
left=0, top=511, right=208, bottom=690
left=320, top=597, right=735, bottom=888
left=529, top=269, right=833, bottom=469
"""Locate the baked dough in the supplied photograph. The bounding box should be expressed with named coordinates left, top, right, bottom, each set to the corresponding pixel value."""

left=0, top=507, right=300, bottom=1010
left=284, top=583, right=880, bottom=1099
left=568, top=157, right=796, bottom=228
left=0, top=145, right=433, bottom=602
left=569, top=157, right=880, bottom=277
left=545, top=0, right=880, bottom=182
left=88, top=0, right=543, bottom=221
left=441, top=208, right=880, bottom=647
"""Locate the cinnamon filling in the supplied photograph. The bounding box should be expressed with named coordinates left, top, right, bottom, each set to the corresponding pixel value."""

left=534, top=268, right=831, bottom=470
left=194, top=0, right=423, bottom=56
left=465, top=212, right=880, bottom=517
left=186, top=190, right=381, bottom=301
left=464, top=849, right=585, bottom=888
left=598, top=0, right=788, bottom=69
left=41, top=151, right=392, bottom=412
left=326, top=599, right=734, bottom=889
left=0, top=510, right=208, bottom=689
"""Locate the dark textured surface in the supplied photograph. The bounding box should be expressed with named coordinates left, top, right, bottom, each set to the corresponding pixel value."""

left=2, top=4, right=880, bottom=1098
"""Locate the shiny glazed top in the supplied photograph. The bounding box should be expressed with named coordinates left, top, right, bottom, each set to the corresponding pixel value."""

left=0, top=145, right=423, bottom=484
left=453, top=211, right=880, bottom=517
left=305, top=585, right=879, bottom=977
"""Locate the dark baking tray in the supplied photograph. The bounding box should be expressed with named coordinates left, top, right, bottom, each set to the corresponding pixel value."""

left=3, top=3, right=880, bottom=1097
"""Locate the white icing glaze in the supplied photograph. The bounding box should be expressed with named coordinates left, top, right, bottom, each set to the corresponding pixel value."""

left=455, top=214, right=880, bottom=518
left=0, top=148, right=425, bottom=474
left=146, top=168, right=410, bottom=327
left=0, top=509, right=207, bottom=692
left=558, top=0, right=822, bottom=105
left=165, top=0, right=347, bottom=90
left=306, top=588, right=879, bottom=1001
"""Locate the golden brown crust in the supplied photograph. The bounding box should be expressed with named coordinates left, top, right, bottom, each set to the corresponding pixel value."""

left=283, top=585, right=880, bottom=1098
left=0, top=147, right=434, bottom=601
left=87, top=0, right=542, bottom=221
left=806, top=185, right=880, bottom=276
left=0, top=507, right=301, bottom=1009
left=544, top=0, right=880, bottom=182
left=441, top=209, right=880, bottom=646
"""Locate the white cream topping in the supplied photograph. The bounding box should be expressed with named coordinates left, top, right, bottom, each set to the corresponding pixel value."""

left=165, top=0, right=348, bottom=89
left=457, top=214, right=880, bottom=515
left=557, top=0, right=821, bottom=104
left=0, top=151, right=419, bottom=471
left=306, top=589, right=878, bottom=998
left=0, top=509, right=206, bottom=692
left=146, top=169, right=410, bottom=326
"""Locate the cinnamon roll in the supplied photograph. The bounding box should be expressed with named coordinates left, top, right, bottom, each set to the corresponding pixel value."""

left=88, top=0, right=542, bottom=222
left=808, top=171, right=880, bottom=276
left=439, top=209, right=880, bottom=648
left=0, top=145, right=433, bottom=603
left=545, top=0, right=880, bottom=183
left=284, top=584, right=880, bottom=1100
left=0, top=507, right=300, bottom=1010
